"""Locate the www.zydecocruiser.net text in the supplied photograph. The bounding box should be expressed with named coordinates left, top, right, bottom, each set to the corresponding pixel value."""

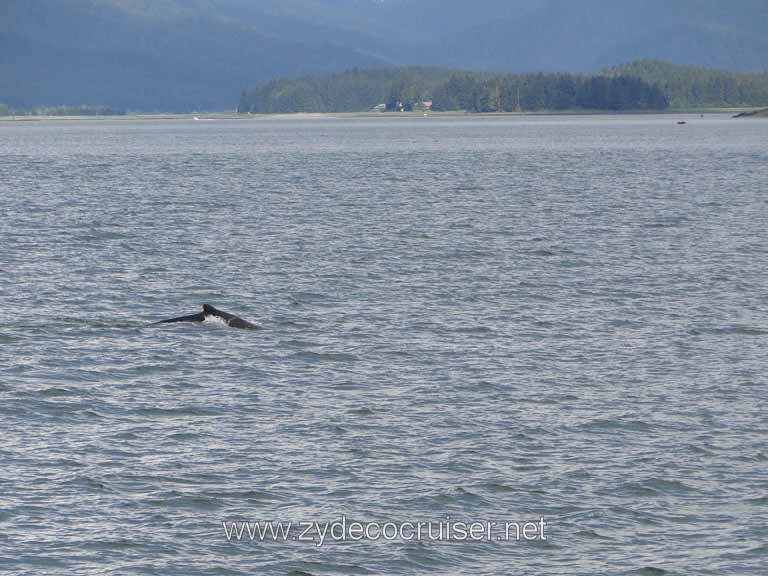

left=223, top=516, right=547, bottom=547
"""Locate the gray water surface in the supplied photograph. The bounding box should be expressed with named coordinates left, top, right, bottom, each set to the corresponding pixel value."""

left=1, top=115, right=767, bottom=575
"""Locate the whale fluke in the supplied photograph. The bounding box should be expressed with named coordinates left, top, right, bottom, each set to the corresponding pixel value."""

left=155, top=304, right=258, bottom=330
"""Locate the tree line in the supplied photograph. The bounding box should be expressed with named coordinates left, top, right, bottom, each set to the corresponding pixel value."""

left=238, top=60, right=768, bottom=114
left=605, top=60, right=768, bottom=108
left=238, top=67, right=455, bottom=114
left=429, top=72, right=667, bottom=112
left=238, top=67, right=668, bottom=113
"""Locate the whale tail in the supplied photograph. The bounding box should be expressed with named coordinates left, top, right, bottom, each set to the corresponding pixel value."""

left=156, top=304, right=258, bottom=330
left=202, top=304, right=218, bottom=315
left=155, top=312, right=205, bottom=324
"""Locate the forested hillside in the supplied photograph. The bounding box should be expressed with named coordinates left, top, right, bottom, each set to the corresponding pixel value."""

left=606, top=60, right=768, bottom=109
left=237, top=68, right=458, bottom=114
left=430, top=73, right=668, bottom=112
left=239, top=60, right=768, bottom=114
left=238, top=67, right=668, bottom=113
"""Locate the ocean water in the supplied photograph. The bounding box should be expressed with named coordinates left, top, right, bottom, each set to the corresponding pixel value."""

left=1, top=114, right=767, bottom=575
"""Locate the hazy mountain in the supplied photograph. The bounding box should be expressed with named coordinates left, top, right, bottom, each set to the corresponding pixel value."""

left=2, top=0, right=766, bottom=111
left=441, top=0, right=768, bottom=73
left=0, top=0, right=395, bottom=111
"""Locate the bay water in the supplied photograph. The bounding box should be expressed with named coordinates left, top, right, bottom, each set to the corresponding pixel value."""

left=1, top=115, right=767, bottom=575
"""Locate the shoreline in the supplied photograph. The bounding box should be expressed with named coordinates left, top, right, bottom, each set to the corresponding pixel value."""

left=0, top=107, right=763, bottom=122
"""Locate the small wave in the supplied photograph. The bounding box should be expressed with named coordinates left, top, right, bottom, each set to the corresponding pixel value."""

left=280, top=338, right=320, bottom=349
left=287, top=561, right=376, bottom=576
left=401, top=230, right=433, bottom=239
left=449, top=248, right=493, bottom=259
left=685, top=443, right=716, bottom=456
left=575, top=528, right=615, bottom=541
left=517, top=396, right=562, bottom=405
left=606, top=318, right=645, bottom=329
left=20, top=400, right=108, bottom=421
left=642, top=216, right=689, bottom=229
left=577, top=418, right=656, bottom=433
left=41, top=387, right=78, bottom=397
left=692, top=325, right=768, bottom=336
left=135, top=405, right=224, bottom=417
left=421, top=486, right=490, bottom=508
left=80, top=539, right=149, bottom=552
left=147, top=491, right=224, bottom=511
left=480, top=482, right=517, bottom=493
left=746, top=544, right=768, bottom=556
left=528, top=249, right=557, bottom=257
left=349, top=407, right=375, bottom=416
left=621, top=568, right=678, bottom=576
left=290, top=291, right=335, bottom=303
left=274, top=318, right=313, bottom=329
left=167, top=431, right=212, bottom=441
left=644, top=478, right=696, bottom=494
left=60, top=475, right=114, bottom=492
left=205, top=489, right=277, bottom=502
left=289, top=351, right=359, bottom=363
left=451, top=325, right=495, bottom=335
left=622, top=478, right=696, bottom=497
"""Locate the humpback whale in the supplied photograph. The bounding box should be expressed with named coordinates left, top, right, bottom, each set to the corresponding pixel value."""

left=156, top=304, right=258, bottom=330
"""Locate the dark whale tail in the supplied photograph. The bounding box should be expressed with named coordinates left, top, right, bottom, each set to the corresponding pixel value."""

left=155, top=304, right=258, bottom=330
left=156, top=312, right=206, bottom=324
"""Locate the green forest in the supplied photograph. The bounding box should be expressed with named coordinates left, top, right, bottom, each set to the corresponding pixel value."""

left=238, top=60, right=768, bottom=114
left=237, top=67, right=457, bottom=114
left=605, top=60, right=768, bottom=109
left=429, top=73, right=667, bottom=112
